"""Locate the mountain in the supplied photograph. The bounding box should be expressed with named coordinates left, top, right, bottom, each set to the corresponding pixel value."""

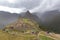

left=1, top=17, right=55, bottom=40
left=40, top=10, right=60, bottom=25
left=4, top=18, right=40, bottom=34
left=2, top=13, right=55, bottom=40
left=0, top=11, right=58, bottom=40
left=0, top=11, right=40, bottom=29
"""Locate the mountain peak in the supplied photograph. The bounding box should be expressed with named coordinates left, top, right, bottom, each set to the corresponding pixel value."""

left=26, top=10, right=30, bottom=13
left=19, top=10, right=40, bottom=24
left=25, top=10, right=31, bottom=15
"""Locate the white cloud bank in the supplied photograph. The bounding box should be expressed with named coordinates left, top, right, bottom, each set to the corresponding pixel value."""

left=0, top=6, right=26, bottom=13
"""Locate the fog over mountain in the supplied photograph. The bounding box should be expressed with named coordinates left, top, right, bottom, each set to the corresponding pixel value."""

left=0, top=11, right=19, bottom=29
left=30, top=0, right=60, bottom=13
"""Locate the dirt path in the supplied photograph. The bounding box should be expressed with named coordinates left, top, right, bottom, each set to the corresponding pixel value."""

left=38, top=33, right=56, bottom=40
left=38, top=31, right=60, bottom=40
left=48, top=33, right=60, bottom=40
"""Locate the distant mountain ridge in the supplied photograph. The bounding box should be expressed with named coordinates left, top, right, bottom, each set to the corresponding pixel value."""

left=40, top=10, right=60, bottom=26
left=0, top=11, right=19, bottom=29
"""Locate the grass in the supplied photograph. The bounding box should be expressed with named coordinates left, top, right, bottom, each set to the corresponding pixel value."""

left=39, top=35, right=54, bottom=40
left=0, top=30, right=55, bottom=40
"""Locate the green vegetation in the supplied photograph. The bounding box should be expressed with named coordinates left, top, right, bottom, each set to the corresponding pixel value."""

left=4, top=18, right=40, bottom=34
left=39, top=35, right=54, bottom=40
left=0, top=18, right=56, bottom=40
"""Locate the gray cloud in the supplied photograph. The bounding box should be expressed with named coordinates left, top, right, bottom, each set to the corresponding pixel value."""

left=0, top=0, right=40, bottom=13
left=0, top=0, right=60, bottom=13
left=16, top=0, right=40, bottom=9
left=0, top=0, right=40, bottom=9
left=30, top=0, right=60, bottom=13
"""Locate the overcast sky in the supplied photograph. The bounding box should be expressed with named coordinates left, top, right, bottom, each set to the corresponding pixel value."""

left=0, top=0, right=60, bottom=13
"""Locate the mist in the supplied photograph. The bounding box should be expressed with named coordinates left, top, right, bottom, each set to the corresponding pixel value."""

left=30, top=0, right=60, bottom=13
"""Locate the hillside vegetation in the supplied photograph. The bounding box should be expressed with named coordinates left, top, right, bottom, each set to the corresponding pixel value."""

left=0, top=18, right=55, bottom=40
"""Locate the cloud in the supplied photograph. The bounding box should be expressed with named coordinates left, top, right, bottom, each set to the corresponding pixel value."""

left=16, top=0, right=40, bottom=9
left=0, top=6, right=26, bottom=13
left=0, top=0, right=60, bottom=13
left=30, top=0, right=60, bottom=13
left=0, top=0, right=40, bottom=9
left=0, top=0, right=41, bottom=13
left=6, top=0, right=17, bottom=3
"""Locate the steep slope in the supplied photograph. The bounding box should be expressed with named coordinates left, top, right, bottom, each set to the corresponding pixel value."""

left=4, top=18, right=40, bottom=34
